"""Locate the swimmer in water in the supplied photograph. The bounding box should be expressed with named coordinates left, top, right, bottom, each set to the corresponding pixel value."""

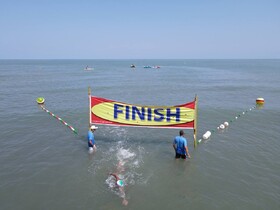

left=109, top=161, right=128, bottom=206
left=109, top=173, right=128, bottom=206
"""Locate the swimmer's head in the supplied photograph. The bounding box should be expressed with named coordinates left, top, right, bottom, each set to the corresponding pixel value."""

left=117, top=180, right=124, bottom=187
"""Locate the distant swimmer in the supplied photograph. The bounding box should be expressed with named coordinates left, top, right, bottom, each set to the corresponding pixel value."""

left=88, top=125, right=98, bottom=152
left=173, top=130, right=190, bottom=159
left=130, top=64, right=136, bottom=68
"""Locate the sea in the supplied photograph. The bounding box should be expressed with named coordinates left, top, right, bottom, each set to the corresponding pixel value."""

left=0, top=59, right=279, bottom=210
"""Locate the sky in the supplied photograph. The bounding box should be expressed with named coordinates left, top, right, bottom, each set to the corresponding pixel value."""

left=0, top=0, right=279, bottom=59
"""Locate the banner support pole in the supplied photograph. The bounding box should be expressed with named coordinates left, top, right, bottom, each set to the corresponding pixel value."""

left=88, top=86, right=91, bottom=129
left=194, top=95, right=198, bottom=148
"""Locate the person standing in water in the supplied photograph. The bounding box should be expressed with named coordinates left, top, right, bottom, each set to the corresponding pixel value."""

left=88, top=125, right=98, bottom=151
left=173, top=130, right=191, bottom=159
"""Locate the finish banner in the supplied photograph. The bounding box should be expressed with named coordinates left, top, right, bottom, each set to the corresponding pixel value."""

left=90, top=96, right=196, bottom=129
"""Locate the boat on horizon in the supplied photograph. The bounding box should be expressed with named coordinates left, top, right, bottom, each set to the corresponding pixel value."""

left=84, top=66, right=94, bottom=71
left=152, top=66, right=160, bottom=69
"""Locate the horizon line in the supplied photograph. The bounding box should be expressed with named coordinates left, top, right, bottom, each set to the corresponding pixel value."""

left=1, top=58, right=279, bottom=60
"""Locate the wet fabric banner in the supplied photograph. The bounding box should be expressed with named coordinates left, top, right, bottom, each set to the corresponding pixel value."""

left=90, top=96, right=196, bottom=129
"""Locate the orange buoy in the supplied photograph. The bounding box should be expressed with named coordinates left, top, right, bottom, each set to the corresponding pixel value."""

left=256, top=97, right=264, bottom=105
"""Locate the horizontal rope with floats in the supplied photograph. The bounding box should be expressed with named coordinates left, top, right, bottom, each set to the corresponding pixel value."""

left=197, top=98, right=264, bottom=144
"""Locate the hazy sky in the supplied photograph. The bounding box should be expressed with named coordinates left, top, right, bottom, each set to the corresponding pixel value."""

left=0, top=0, right=279, bottom=59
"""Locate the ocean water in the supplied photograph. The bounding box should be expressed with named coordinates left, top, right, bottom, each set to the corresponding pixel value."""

left=0, top=59, right=279, bottom=210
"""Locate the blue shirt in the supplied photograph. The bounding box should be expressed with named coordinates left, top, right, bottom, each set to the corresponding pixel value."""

left=88, top=131, right=95, bottom=144
left=173, top=136, right=187, bottom=155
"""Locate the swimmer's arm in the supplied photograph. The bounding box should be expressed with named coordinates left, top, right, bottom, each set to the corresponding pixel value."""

left=110, top=173, right=120, bottom=180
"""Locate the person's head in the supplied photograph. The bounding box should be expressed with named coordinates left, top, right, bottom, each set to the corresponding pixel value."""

left=90, top=125, right=98, bottom=132
left=117, top=180, right=124, bottom=187
left=179, top=130, right=184, bottom=136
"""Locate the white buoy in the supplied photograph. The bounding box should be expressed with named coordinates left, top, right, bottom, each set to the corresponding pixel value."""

left=224, top=122, right=229, bottom=127
left=203, top=131, right=211, bottom=139
left=219, top=124, right=225, bottom=129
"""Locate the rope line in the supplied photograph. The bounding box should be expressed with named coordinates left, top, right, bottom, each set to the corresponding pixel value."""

left=39, top=105, right=78, bottom=135
left=198, top=105, right=259, bottom=143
